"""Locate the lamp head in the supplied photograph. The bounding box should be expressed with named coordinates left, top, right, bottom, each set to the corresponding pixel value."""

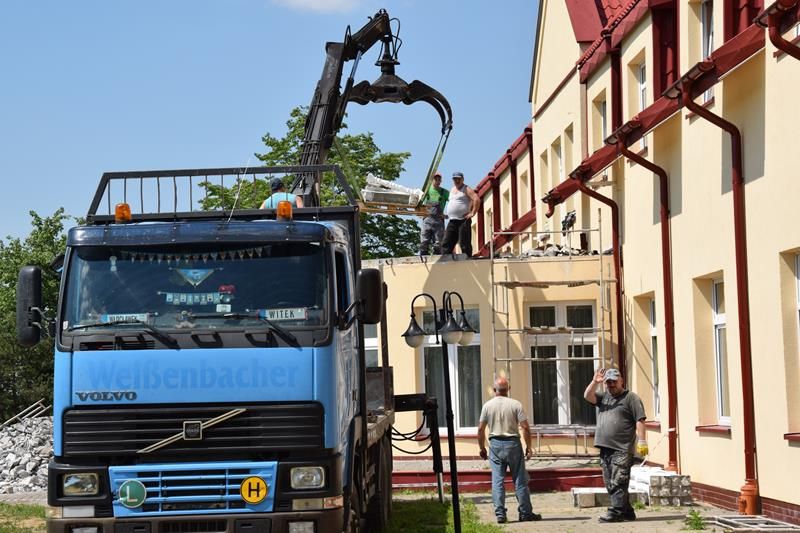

left=456, top=311, right=476, bottom=346
left=439, top=313, right=463, bottom=345
left=401, top=314, right=426, bottom=348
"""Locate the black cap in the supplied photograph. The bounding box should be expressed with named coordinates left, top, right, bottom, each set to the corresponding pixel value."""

left=270, top=177, right=284, bottom=192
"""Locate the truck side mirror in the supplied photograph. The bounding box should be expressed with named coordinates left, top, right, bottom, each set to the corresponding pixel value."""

left=356, top=268, right=383, bottom=325
left=17, top=266, right=43, bottom=347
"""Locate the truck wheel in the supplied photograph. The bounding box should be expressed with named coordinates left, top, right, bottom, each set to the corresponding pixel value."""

left=367, top=435, right=393, bottom=530
left=347, top=477, right=364, bottom=533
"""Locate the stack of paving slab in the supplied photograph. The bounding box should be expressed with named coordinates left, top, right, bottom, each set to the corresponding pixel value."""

left=630, top=465, right=693, bottom=506
left=571, top=465, right=692, bottom=508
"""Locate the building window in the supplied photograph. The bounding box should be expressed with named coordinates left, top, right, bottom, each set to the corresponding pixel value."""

left=600, top=100, right=608, bottom=143
left=364, top=323, right=379, bottom=368
left=422, top=308, right=482, bottom=432
left=649, top=299, right=660, bottom=417
left=528, top=303, right=597, bottom=426
left=701, top=0, right=714, bottom=102
left=712, top=280, right=730, bottom=424
left=638, top=63, right=648, bottom=149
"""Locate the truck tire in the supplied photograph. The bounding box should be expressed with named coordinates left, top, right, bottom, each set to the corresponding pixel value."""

left=367, top=435, right=393, bottom=530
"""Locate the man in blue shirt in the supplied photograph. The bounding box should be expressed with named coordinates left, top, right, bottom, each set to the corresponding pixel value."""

left=261, top=177, right=304, bottom=209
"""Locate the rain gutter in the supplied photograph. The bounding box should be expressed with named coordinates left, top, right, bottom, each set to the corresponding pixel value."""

left=755, top=0, right=800, bottom=60
left=607, top=120, right=679, bottom=473
left=664, top=60, right=759, bottom=515
left=569, top=169, right=626, bottom=382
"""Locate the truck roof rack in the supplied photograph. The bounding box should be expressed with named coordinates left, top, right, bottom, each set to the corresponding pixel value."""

left=86, top=164, right=358, bottom=225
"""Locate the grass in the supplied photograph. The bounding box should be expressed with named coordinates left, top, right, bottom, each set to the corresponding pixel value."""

left=632, top=499, right=646, bottom=510
left=0, top=503, right=45, bottom=533
left=387, top=497, right=504, bottom=533
left=683, top=509, right=706, bottom=530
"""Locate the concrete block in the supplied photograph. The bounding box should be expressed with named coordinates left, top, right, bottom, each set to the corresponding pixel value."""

left=570, top=487, right=647, bottom=508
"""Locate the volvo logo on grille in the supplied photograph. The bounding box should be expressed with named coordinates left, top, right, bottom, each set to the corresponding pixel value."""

left=75, top=391, right=137, bottom=402
left=183, top=421, right=203, bottom=440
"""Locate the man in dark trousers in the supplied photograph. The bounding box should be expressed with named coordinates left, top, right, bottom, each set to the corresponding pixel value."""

left=477, top=377, right=542, bottom=524
left=419, top=171, right=448, bottom=255
left=584, top=367, right=648, bottom=522
left=441, top=172, right=479, bottom=256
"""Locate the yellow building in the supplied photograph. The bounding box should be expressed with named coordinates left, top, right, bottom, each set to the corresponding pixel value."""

left=527, top=0, right=800, bottom=523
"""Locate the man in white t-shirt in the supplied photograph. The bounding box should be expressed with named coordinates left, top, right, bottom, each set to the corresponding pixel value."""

left=477, top=377, right=541, bottom=524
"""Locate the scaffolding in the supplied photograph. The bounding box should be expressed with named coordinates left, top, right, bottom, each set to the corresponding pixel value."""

left=489, top=210, right=616, bottom=457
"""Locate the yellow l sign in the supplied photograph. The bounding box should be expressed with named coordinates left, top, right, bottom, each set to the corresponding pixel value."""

left=240, top=476, right=268, bottom=504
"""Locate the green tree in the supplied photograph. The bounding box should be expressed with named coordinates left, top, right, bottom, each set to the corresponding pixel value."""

left=0, top=209, right=69, bottom=420
left=200, top=107, right=421, bottom=259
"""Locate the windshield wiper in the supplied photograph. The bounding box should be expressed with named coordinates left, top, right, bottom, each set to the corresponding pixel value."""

left=67, top=319, right=180, bottom=349
left=187, top=312, right=300, bottom=348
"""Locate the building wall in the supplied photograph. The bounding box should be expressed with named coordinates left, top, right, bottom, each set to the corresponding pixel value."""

left=530, top=0, right=800, bottom=513
left=366, top=255, right=613, bottom=457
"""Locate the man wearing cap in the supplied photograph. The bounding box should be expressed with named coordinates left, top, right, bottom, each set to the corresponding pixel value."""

left=441, top=172, right=479, bottom=257
left=260, top=177, right=304, bottom=209
left=477, top=377, right=541, bottom=524
left=419, top=171, right=449, bottom=255
left=584, top=367, right=647, bottom=523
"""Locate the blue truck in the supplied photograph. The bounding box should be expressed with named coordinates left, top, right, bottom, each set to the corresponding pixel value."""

left=17, top=165, right=396, bottom=533
left=16, top=9, right=453, bottom=531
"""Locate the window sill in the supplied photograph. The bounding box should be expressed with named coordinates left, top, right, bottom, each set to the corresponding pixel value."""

left=695, top=424, right=731, bottom=436
left=644, top=420, right=661, bottom=431
left=773, top=35, right=800, bottom=58
left=784, top=432, right=800, bottom=442
left=686, top=97, right=715, bottom=120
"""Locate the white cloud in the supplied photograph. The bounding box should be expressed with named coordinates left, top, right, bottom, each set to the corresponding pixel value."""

left=272, top=0, right=363, bottom=13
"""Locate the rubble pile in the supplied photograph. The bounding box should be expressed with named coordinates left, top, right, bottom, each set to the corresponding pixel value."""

left=0, top=417, right=52, bottom=494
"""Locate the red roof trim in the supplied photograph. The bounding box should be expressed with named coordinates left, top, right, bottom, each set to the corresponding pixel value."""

left=542, top=24, right=765, bottom=212
left=477, top=208, right=538, bottom=257
left=475, top=127, right=532, bottom=196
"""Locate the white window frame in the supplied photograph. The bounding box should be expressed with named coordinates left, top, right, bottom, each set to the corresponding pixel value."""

left=364, top=323, right=379, bottom=368
left=712, top=280, right=730, bottom=425
left=638, top=63, right=648, bottom=149
left=599, top=99, right=608, bottom=147
left=554, top=142, right=564, bottom=184
left=420, top=308, right=482, bottom=435
left=526, top=302, right=598, bottom=426
left=701, top=0, right=714, bottom=102
left=649, top=299, right=660, bottom=417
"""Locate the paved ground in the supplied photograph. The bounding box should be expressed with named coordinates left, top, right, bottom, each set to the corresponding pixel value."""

left=465, top=491, right=724, bottom=532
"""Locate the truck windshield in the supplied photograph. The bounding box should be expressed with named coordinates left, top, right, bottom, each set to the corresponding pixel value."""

left=63, top=242, right=328, bottom=332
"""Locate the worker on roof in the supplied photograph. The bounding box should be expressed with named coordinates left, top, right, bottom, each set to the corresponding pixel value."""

left=261, top=177, right=304, bottom=209
left=419, top=171, right=449, bottom=255
left=441, top=172, right=479, bottom=257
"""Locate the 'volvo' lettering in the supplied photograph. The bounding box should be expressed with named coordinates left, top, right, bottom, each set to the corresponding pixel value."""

left=75, top=390, right=137, bottom=402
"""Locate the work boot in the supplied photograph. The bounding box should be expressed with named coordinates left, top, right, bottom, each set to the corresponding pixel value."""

left=519, top=512, right=542, bottom=522
left=622, top=509, right=637, bottom=521
left=496, top=515, right=507, bottom=524
left=598, top=511, right=624, bottom=523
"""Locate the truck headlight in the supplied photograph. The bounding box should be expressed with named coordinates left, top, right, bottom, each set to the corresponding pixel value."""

left=290, top=466, right=325, bottom=489
left=63, top=473, right=99, bottom=496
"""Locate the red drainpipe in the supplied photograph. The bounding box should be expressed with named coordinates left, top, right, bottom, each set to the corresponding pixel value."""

left=765, top=0, right=800, bottom=60
left=525, top=127, right=536, bottom=213
left=574, top=177, right=626, bottom=382
left=617, top=140, right=679, bottom=473
left=681, top=74, right=759, bottom=515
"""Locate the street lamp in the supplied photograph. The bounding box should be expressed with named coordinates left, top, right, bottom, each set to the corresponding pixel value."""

left=401, top=290, right=475, bottom=533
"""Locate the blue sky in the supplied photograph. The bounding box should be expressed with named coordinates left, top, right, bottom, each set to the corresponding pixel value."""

left=0, top=0, right=538, bottom=239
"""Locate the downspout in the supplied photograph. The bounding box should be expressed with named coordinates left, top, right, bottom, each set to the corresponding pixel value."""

left=573, top=176, right=626, bottom=381
left=680, top=69, right=759, bottom=515
left=616, top=137, right=679, bottom=473
left=525, top=127, right=536, bottom=213
left=756, top=0, right=800, bottom=60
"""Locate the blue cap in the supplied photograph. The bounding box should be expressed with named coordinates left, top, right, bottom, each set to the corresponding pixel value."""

left=604, top=368, right=621, bottom=381
left=270, top=177, right=284, bottom=192
left=452, top=171, right=464, bottom=179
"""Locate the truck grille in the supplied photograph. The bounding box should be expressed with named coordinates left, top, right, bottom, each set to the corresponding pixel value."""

left=63, top=403, right=323, bottom=459
left=109, top=462, right=276, bottom=517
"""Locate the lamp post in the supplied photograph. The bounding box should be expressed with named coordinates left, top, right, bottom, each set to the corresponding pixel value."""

left=402, top=291, right=476, bottom=533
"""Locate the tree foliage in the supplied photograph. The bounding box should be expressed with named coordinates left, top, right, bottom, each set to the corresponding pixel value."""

left=0, top=210, right=69, bottom=420
left=200, top=107, right=420, bottom=259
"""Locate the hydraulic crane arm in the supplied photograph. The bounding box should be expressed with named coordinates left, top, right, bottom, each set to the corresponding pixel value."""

left=292, top=9, right=453, bottom=207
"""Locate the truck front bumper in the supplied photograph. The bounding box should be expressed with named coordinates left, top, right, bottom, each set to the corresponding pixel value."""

left=47, top=508, right=344, bottom=533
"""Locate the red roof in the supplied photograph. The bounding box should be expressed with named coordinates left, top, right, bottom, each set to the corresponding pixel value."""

left=599, top=0, right=628, bottom=23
